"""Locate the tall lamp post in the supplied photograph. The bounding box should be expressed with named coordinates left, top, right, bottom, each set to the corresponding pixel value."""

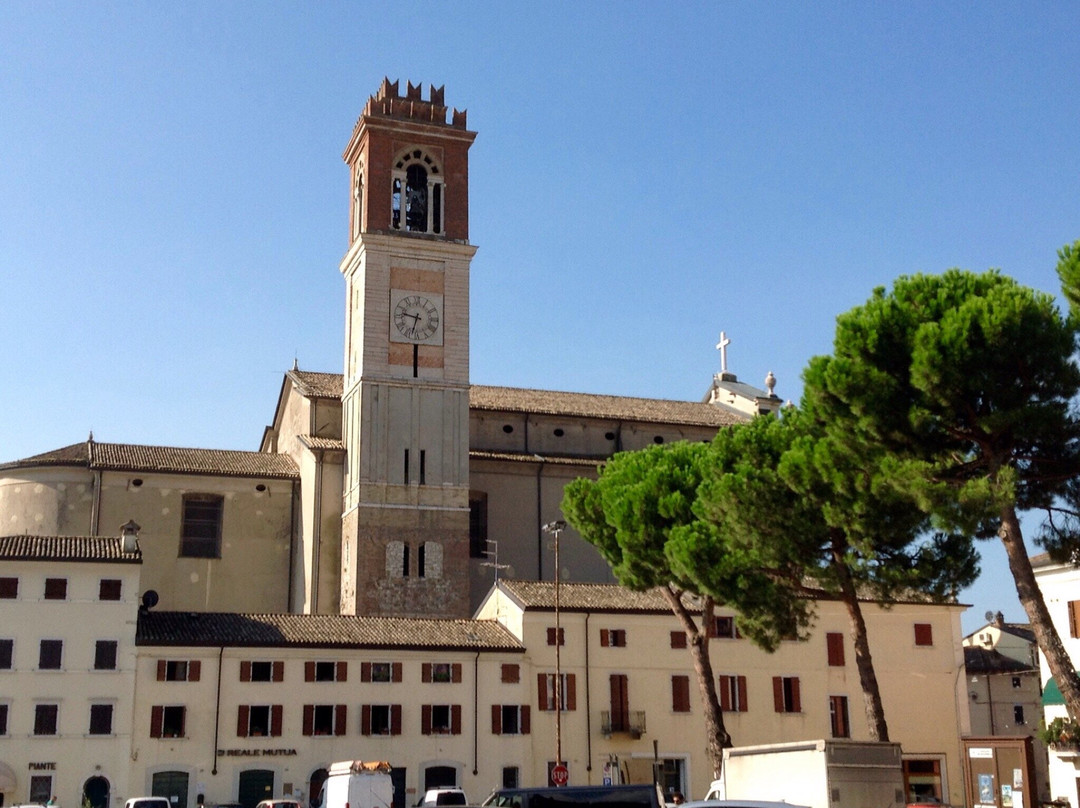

left=543, top=519, right=567, bottom=782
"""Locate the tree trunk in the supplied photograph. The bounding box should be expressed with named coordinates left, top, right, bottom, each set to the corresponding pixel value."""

left=831, top=530, right=889, bottom=741
left=660, top=586, right=730, bottom=779
left=999, top=505, right=1080, bottom=720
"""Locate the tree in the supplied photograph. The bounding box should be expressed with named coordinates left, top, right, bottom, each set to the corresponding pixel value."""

left=561, top=441, right=811, bottom=778
left=802, top=256, right=1080, bottom=722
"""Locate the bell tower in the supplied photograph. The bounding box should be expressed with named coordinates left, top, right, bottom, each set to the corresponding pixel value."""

left=338, top=79, right=477, bottom=618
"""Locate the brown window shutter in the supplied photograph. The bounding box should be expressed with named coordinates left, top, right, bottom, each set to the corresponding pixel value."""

left=520, top=705, right=530, bottom=734
left=150, top=705, right=163, bottom=738
left=334, top=704, right=347, bottom=735
left=337, top=661, right=348, bottom=682
left=827, top=633, right=845, bottom=666
left=271, top=705, right=282, bottom=736
left=157, top=660, right=167, bottom=681
left=361, top=662, right=372, bottom=683
left=422, top=663, right=432, bottom=683
left=392, top=662, right=402, bottom=682
left=451, top=704, right=461, bottom=735
left=421, top=704, right=432, bottom=735
left=791, top=677, right=801, bottom=712
left=502, top=664, right=519, bottom=683
left=615, top=630, right=626, bottom=647
left=537, top=674, right=549, bottom=711
left=237, top=705, right=250, bottom=737
left=566, top=673, right=577, bottom=711
left=273, top=661, right=284, bottom=682
left=390, top=704, right=401, bottom=735
left=772, top=677, right=784, bottom=712
left=491, top=704, right=502, bottom=735
left=737, top=676, right=748, bottom=713
left=178, top=707, right=186, bottom=737
left=672, top=675, right=690, bottom=712
left=1070, top=602, right=1079, bottom=638
left=600, top=629, right=610, bottom=647
left=189, top=660, right=201, bottom=681
left=302, top=704, right=314, bottom=736
left=670, top=631, right=686, bottom=649
left=452, top=663, right=462, bottom=683
left=914, top=623, right=933, bottom=646
left=361, top=704, right=371, bottom=736
left=547, top=627, right=557, bottom=645
left=240, top=661, right=252, bottom=682
left=305, top=661, right=316, bottom=682
left=719, top=676, right=732, bottom=712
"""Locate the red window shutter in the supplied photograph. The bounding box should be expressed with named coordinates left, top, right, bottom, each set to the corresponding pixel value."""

left=914, top=623, right=933, bottom=646
left=670, top=631, right=686, bottom=649
left=421, top=704, right=432, bottom=735
left=520, top=705, right=530, bottom=734
left=237, top=705, right=250, bottom=737
left=189, top=661, right=201, bottom=681
left=566, top=673, right=577, bottom=711
left=390, top=704, right=401, bottom=735
left=334, top=704, right=347, bottom=735
left=502, top=664, right=519, bottom=683
left=361, top=662, right=372, bottom=682
left=737, top=676, right=748, bottom=713
left=422, top=663, right=432, bottom=683
left=452, top=663, right=462, bottom=683
left=240, top=661, right=252, bottom=682
left=772, top=677, right=784, bottom=712
left=337, top=661, right=348, bottom=682
left=361, top=705, right=371, bottom=736
left=719, top=676, right=732, bottom=712
left=600, top=629, right=610, bottom=647
left=451, top=704, right=461, bottom=735
left=614, top=630, right=625, bottom=647
left=547, top=627, right=557, bottom=645
left=150, top=705, right=163, bottom=738
left=305, top=661, right=316, bottom=682
left=672, top=676, right=690, bottom=712
left=537, top=674, right=550, bottom=711
left=392, top=662, right=402, bottom=682
left=157, top=660, right=167, bottom=681
left=302, top=704, right=314, bottom=736
left=491, top=704, right=502, bottom=735
left=791, top=678, right=801, bottom=712
left=273, top=661, right=284, bottom=682
left=827, top=633, right=845, bottom=667
left=271, top=705, right=282, bottom=736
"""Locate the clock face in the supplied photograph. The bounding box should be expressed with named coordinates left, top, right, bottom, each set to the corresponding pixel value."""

left=393, top=293, right=441, bottom=342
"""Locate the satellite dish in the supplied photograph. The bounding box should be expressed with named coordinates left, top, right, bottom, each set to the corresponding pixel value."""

left=985, top=610, right=995, bottom=622
left=142, top=590, right=160, bottom=610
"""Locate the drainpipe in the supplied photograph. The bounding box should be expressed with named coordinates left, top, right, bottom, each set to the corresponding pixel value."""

left=312, top=452, right=324, bottom=613
left=212, top=646, right=224, bottom=775
left=585, top=611, right=593, bottom=776
left=534, top=456, right=546, bottom=579
left=288, top=481, right=298, bottom=612
left=473, top=651, right=480, bottom=776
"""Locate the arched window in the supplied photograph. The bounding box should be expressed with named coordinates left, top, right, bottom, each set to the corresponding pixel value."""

left=352, top=166, right=364, bottom=238
left=391, top=149, right=443, bottom=234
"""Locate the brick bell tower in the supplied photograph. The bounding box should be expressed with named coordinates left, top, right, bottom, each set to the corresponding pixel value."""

left=338, top=79, right=477, bottom=618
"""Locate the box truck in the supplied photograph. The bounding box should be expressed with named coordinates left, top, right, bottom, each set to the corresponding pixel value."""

left=324, top=761, right=395, bottom=808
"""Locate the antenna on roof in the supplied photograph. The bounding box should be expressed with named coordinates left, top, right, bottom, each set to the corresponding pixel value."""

left=480, top=540, right=510, bottom=582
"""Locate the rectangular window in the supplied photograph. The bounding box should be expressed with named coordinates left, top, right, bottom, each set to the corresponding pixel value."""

left=150, top=705, right=186, bottom=738
left=0, top=703, right=7, bottom=735
left=44, top=578, right=67, bottom=600
left=502, top=767, right=519, bottom=790
left=422, top=704, right=462, bottom=735
left=302, top=704, right=347, bottom=736
left=469, top=492, right=489, bottom=558
left=237, top=705, right=282, bottom=737
left=1014, top=704, right=1026, bottom=725
left=1012, top=676, right=1023, bottom=689
left=422, top=662, right=461, bottom=683
left=98, top=579, right=122, bottom=601
left=39, top=639, right=63, bottom=670
left=361, top=704, right=402, bottom=736
left=773, top=676, right=801, bottom=713
left=94, top=641, right=118, bottom=671
left=158, top=660, right=202, bottom=681
left=360, top=661, right=401, bottom=683
left=241, top=660, right=284, bottom=682
left=600, top=629, right=627, bottom=648
left=671, top=675, right=691, bottom=713
left=0, top=639, right=12, bottom=669
left=718, top=674, right=748, bottom=712
left=89, top=704, right=113, bottom=735
left=711, top=616, right=739, bottom=639
left=670, top=631, right=687, bottom=649
left=502, top=664, right=520, bottom=683
left=826, top=632, right=845, bottom=666
left=537, top=673, right=577, bottom=711
left=30, top=776, right=53, bottom=805
left=914, top=623, right=934, bottom=647
left=0, top=577, right=18, bottom=598
left=180, top=493, right=224, bottom=558
left=491, top=704, right=530, bottom=735
left=829, top=695, right=850, bottom=737
left=546, top=627, right=565, bottom=646
left=34, top=704, right=59, bottom=735
left=306, top=660, right=347, bottom=682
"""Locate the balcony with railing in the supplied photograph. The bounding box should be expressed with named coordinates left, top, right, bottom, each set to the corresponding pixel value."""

left=601, top=710, right=646, bottom=738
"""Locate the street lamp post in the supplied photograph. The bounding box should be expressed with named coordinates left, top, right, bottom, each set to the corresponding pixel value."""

left=543, top=519, right=567, bottom=782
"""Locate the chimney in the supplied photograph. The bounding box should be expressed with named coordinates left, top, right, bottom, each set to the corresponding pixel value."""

left=120, top=519, right=141, bottom=553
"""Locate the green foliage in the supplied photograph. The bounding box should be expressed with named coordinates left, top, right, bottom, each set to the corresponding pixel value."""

left=1038, top=715, right=1080, bottom=748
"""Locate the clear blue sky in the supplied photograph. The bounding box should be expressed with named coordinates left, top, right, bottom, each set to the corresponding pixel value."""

left=2, top=2, right=1078, bottom=633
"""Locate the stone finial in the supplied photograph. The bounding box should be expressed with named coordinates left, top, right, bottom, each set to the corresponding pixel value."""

left=765, top=371, right=776, bottom=396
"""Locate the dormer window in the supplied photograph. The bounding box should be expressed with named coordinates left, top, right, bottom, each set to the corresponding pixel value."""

left=391, top=149, right=443, bottom=234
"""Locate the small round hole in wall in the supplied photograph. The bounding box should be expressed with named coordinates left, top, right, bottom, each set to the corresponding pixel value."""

left=554, top=428, right=565, bottom=437
left=653, top=436, right=665, bottom=444
left=131, top=478, right=143, bottom=487
left=502, top=425, right=514, bottom=434
left=605, top=432, right=615, bottom=441
left=255, top=484, right=267, bottom=492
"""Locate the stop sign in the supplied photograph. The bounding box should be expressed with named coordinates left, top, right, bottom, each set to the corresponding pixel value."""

left=551, top=764, right=569, bottom=786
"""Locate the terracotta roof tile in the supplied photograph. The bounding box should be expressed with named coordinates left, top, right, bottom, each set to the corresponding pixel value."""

left=469, top=450, right=600, bottom=467
left=964, top=646, right=1036, bottom=675
left=0, top=535, right=141, bottom=563
left=289, top=370, right=345, bottom=398
left=299, top=436, right=346, bottom=452
left=137, top=611, right=524, bottom=651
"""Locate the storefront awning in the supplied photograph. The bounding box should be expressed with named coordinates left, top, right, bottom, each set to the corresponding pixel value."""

left=0, top=761, right=17, bottom=791
left=1044, top=677, right=1066, bottom=705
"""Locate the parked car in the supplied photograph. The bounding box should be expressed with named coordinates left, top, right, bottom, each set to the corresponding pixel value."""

left=483, top=785, right=662, bottom=808
left=418, top=790, right=468, bottom=807
left=681, top=802, right=812, bottom=808
left=125, top=798, right=172, bottom=808
left=257, top=799, right=304, bottom=808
